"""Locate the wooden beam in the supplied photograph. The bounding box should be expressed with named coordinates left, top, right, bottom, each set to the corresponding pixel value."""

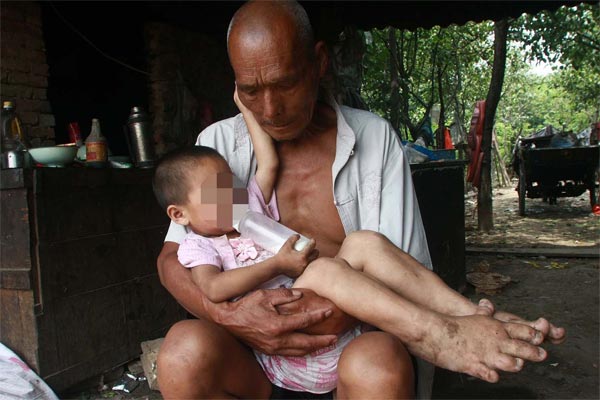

left=466, top=246, right=599, bottom=258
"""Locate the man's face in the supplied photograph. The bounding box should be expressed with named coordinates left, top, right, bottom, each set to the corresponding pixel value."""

left=230, top=37, right=322, bottom=141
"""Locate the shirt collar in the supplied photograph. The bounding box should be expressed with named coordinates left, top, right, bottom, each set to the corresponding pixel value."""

left=323, top=90, right=357, bottom=179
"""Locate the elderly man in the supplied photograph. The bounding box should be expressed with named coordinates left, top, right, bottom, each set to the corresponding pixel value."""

left=156, top=1, right=564, bottom=398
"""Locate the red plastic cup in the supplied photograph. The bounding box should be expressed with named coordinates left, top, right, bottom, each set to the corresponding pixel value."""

left=67, top=122, right=82, bottom=144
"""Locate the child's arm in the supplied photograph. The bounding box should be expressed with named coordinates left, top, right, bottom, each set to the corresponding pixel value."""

left=193, top=235, right=318, bottom=303
left=234, top=87, right=278, bottom=203
left=192, top=257, right=285, bottom=303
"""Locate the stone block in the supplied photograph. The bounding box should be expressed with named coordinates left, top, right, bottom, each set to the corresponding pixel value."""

left=140, top=337, right=163, bottom=391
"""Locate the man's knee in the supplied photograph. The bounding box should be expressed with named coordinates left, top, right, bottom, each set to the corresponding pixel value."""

left=157, top=319, right=223, bottom=384
left=338, top=332, right=414, bottom=395
left=342, top=230, right=390, bottom=256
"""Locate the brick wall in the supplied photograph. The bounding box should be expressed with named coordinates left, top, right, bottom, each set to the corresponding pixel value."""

left=144, top=22, right=235, bottom=156
left=1, top=1, right=55, bottom=147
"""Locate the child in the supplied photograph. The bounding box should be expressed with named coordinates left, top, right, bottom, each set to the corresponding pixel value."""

left=152, top=96, right=500, bottom=396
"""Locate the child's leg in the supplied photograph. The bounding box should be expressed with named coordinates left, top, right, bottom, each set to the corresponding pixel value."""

left=335, top=230, right=482, bottom=317
left=292, top=258, right=528, bottom=383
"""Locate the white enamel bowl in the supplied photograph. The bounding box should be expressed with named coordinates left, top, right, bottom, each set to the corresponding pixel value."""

left=28, top=145, right=78, bottom=167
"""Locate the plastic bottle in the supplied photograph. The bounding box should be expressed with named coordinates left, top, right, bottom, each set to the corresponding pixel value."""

left=85, top=118, right=108, bottom=167
left=237, top=210, right=311, bottom=254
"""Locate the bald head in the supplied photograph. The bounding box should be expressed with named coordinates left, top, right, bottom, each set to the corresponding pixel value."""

left=227, top=0, right=314, bottom=59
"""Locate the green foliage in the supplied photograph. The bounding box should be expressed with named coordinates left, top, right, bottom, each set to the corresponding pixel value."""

left=361, top=3, right=599, bottom=157
left=362, top=22, right=495, bottom=141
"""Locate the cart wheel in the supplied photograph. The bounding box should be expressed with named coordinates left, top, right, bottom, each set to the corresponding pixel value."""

left=518, top=166, right=526, bottom=216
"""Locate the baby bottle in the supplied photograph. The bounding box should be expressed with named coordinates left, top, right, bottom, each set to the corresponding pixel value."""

left=237, top=211, right=311, bottom=254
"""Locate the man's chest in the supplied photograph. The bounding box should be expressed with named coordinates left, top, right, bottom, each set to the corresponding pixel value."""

left=275, top=145, right=347, bottom=257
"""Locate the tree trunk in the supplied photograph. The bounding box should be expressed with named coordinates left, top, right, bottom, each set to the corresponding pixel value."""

left=436, top=65, right=446, bottom=149
left=478, top=19, right=509, bottom=231
left=388, top=27, right=401, bottom=135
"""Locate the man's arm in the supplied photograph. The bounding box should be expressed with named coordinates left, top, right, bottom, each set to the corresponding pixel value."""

left=157, top=241, right=339, bottom=355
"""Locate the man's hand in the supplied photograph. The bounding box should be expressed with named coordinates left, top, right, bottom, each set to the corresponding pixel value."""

left=276, top=288, right=359, bottom=335
left=209, top=288, right=338, bottom=356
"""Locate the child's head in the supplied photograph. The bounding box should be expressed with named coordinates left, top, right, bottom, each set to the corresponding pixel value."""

left=153, top=146, right=247, bottom=236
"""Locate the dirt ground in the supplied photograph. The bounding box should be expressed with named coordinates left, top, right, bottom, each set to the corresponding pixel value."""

left=62, top=184, right=599, bottom=400
left=433, top=184, right=599, bottom=400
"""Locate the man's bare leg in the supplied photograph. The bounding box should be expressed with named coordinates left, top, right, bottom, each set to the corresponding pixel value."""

left=337, top=230, right=565, bottom=343
left=293, top=257, right=546, bottom=382
left=157, top=319, right=272, bottom=399
left=336, top=331, right=414, bottom=399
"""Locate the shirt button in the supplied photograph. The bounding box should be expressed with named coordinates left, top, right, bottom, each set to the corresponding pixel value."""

left=350, top=149, right=355, bottom=156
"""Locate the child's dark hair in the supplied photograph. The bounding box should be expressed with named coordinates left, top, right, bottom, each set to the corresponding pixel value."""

left=152, top=145, right=226, bottom=211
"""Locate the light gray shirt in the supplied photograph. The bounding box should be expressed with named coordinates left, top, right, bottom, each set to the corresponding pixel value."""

left=165, top=96, right=432, bottom=270
left=164, top=96, right=435, bottom=398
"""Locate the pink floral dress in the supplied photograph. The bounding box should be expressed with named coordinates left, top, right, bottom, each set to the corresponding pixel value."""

left=177, top=176, right=363, bottom=394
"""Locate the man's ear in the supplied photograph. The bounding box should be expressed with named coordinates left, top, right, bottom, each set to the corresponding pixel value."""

left=167, top=205, right=189, bottom=226
left=314, top=41, right=329, bottom=78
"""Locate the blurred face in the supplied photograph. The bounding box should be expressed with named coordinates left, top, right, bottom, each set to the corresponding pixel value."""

left=182, top=161, right=248, bottom=236
left=229, top=34, right=326, bottom=141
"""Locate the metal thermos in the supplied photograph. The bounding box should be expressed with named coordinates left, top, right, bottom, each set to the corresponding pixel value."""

left=126, top=106, right=156, bottom=168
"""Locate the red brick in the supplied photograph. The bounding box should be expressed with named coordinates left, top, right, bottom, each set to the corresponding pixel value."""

left=0, top=83, right=32, bottom=99
left=38, top=113, right=55, bottom=127
left=29, top=74, right=47, bottom=88
left=31, top=63, right=48, bottom=76
left=19, top=99, right=52, bottom=113
left=31, top=88, right=47, bottom=100
left=20, top=112, right=38, bottom=125
left=24, top=5, right=42, bottom=27
left=0, top=4, right=26, bottom=24
left=1, top=19, right=28, bottom=35
left=27, top=50, right=47, bottom=65
left=1, top=57, right=32, bottom=73
left=22, top=31, right=44, bottom=51
left=30, top=125, right=55, bottom=139
left=0, top=44, right=22, bottom=59
left=7, top=71, right=29, bottom=85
